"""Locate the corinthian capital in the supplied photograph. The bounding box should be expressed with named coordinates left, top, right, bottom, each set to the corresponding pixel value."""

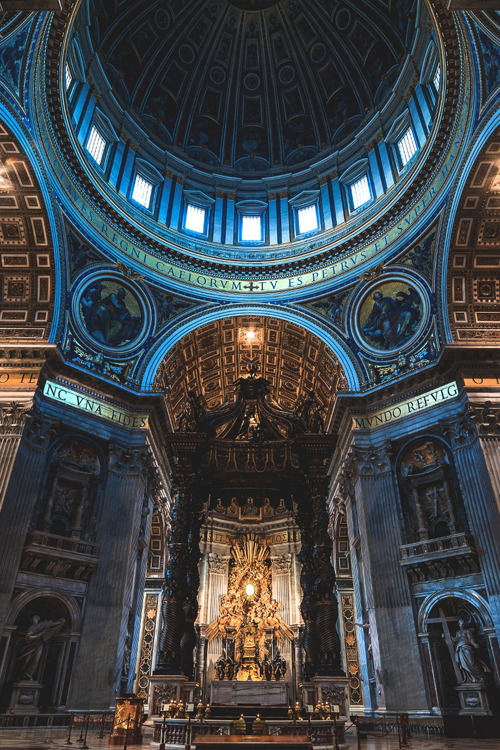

left=469, top=402, right=500, bottom=438
left=0, top=401, right=32, bottom=437
left=349, top=441, right=392, bottom=476
left=108, top=442, right=150, bottom=475
left=440, top=412, right=477, bottom=448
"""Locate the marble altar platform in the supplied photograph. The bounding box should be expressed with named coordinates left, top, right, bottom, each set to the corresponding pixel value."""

left=210, top=680, right=288, bottom=705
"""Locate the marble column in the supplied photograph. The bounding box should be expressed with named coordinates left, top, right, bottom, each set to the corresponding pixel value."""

left=0, top=409, right=55, bottom=634
left=441, top=413, right=500, bottom=637
left=67, top=444, right=149, bottom=709
left=344, top=441, right=428, bottom=713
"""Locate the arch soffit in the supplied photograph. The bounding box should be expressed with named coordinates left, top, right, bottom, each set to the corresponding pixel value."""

left=140, top=303, right=362, bottom=392
left=439, top=110, right=500, bottom=343
left=417, top=589, right=494, bottom=633
left=0, top=105, right=62, bottom=343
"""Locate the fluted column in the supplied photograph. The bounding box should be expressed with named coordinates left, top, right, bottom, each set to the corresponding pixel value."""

left=0, top=409, right=56, bottom=633
left=345, top=442, right=428, bottom=712
left=68, top=444, right=149, bottom=709
left=441, top=413, right=500, bottom=635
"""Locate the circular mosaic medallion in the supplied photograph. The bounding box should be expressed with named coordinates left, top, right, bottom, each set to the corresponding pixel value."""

left=355, top=279, right=427, bottom=354
left=78, top=279, right=145, bottom=349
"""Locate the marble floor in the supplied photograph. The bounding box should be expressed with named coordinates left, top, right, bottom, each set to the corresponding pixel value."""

left=0, top=725, right=499, bottom=750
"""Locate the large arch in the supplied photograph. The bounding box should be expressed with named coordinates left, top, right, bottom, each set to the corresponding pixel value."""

left=0, top=110, right=60, bottom=343
left=140, top=303, right=362, bottom=392
left=442, top=116, right=500, bottom=344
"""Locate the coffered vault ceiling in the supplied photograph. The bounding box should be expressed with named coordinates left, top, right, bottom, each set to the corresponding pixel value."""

left=84, top=0, right=419, bottom=174
left=156, top=317, right=347, bottom=427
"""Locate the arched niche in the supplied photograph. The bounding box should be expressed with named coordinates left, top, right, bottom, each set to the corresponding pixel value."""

left=396, top=437, right=468, bottom=544
left=31, top=437, right=104, bottom=544
left=417, top=592, right=499, bottom=715
left=1, top=590, right=81, bottom=712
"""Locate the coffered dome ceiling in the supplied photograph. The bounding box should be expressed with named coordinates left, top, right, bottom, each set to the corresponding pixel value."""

left=83, top=0, right=420, bottom=175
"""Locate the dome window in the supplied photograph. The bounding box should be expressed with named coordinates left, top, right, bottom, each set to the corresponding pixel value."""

left=185, top=204, right=206, bottom=234
left=85, top=126, right=107, bottom=166
left=132, top=174, right=153, bottom=209
left=397, top=128, right=418, bottom=167
left=433, top=66, right=441, bottom=92
left=236, top=201, right=267, bottom=244
left=65, top=64, right=73, bottom=91
left=350, top=175, right=371, bottom=210
left=297, top=204, right=319, bottom=235
left=241, top=215, right=262, bottom=242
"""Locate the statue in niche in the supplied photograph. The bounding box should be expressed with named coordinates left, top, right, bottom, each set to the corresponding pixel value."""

left=228, top=497, right=239, bottom=517
left=400, top=440, right=461, bottom=542
left=17, top=615, right=65, bottom=680
left=42, top=441, right=100, bottom=540
left=453, top=620, right=490, bottom=683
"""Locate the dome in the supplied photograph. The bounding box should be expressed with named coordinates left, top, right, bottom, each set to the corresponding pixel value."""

left=52, top=0, right=462, bottom=292
left=80, top=0, right=421, bottom=177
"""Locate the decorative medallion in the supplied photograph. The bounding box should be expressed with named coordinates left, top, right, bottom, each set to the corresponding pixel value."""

left=354, top=279, right=428, bottom=355
left=77, top=278, right=147, bottom=351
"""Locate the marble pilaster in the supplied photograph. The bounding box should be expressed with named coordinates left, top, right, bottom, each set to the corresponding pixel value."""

left=441, top=413, right=500, bottom=636
left=344, top=441, right=428, bottom=713
left=0, top=411, right=55, bottom=634
left=67, top=444, right=149, bottom=709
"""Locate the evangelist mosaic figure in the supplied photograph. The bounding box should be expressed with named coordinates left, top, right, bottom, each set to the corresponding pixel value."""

left=361, top=286, right=421, bottom=349
left=81, top=282, right=141, bottom=347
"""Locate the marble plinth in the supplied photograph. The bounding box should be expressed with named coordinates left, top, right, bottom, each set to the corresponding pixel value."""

left=7, top=680, right=42, bottom=714
left=456, top=682, right=491, bottom=715
left=210, top=680, right=288, bottom=705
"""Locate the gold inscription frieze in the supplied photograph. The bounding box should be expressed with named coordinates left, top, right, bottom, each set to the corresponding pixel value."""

left=352, top=381, right=459, bottom=430
left=43, top=379, right=149, bottom=428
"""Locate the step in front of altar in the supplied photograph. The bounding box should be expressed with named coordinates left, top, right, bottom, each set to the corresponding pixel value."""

left=210, top=680, right=288, bottom=706
left=194, top=735, right=312, bottom=750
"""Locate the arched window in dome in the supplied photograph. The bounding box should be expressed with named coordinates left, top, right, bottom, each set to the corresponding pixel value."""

left=289, top=190, right=322, bottom=239
left=397, top=128, right=418, bottom=167
left=236, top=200, right=267, bottom=245
left=65, top=64, right=72, bottom=91
left=85, top=125, right=107, bottom=167
left=350, top=176, right=371, bottom=211
left=132, top=175, right=153, bottom=209
left=182, top=190, right=215, bottom=238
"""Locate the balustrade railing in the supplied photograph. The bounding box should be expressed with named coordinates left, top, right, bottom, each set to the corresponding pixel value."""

left=25, top=531, right=99, bottom=557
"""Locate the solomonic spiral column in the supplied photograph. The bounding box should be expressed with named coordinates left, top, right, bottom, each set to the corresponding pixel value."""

left=156, top=482, right=204, bottom=678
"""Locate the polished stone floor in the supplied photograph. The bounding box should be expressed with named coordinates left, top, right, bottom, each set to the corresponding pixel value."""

left=0, top=726, right=500, bottom=749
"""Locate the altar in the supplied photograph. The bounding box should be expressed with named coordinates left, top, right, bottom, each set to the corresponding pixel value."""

left=210, top=679, right=288, bottom=706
